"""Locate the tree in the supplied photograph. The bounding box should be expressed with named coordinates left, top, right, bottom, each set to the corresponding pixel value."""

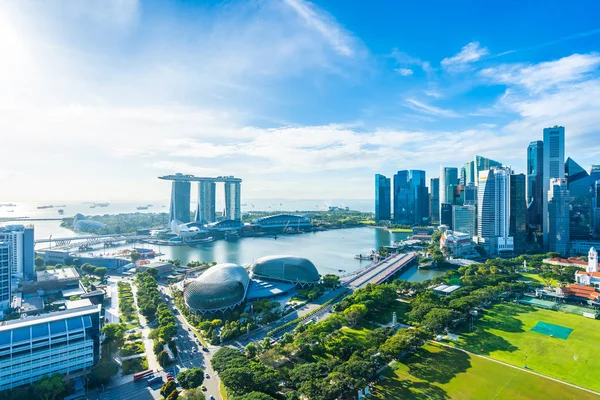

left=220, top=367, right=256, bottom=395
left=211, top=347, right=248, bottom=373
left=34, top=256, right=45, bottom=270
left=158, top=350, right=171, bottom=367
left=94, top=266, right=108, bottom=279
left=130, top=251, right=141, bottom=262
left=181, top=388, right=206, bottom=400
left=32, top=374, right=66, bottom=400
left=166, top=391, right=179, bottom=400
left=321, top=274, right=340, bottom=288
left=160, top=380, right=177, bottom=398
left=343, top=304, right=368, bottom=327
left=177, top=367, right=205, bottom=390
left=102, top=323, right=126, bottom=351
left=90, top=360, right=119, bottom=385
left=422, top=308, right=460, bottom=333
left=245, top=343, right=258, bottom=358
left=233, top=393, right=276, bottom=400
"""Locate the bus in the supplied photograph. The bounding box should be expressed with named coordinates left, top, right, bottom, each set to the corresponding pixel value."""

left=133, top=369, right=153, bottom=381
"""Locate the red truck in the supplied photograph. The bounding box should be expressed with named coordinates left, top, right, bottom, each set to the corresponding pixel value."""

left=133, top=369, right=153, bottom=381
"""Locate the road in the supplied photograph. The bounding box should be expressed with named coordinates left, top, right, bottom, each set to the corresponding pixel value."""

left=349, top=252, right=415, bottom=289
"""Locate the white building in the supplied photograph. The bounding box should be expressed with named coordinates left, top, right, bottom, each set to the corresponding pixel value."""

left=0, top=303, right=101, bottom=391
left=440, top=230, right=477, bottom=258
left=542, top=126, right=565, bottom=248
left=548, top=178, right=570, bottom=256
left=452, top=205, right=476, bottom=237
left=0, top=225, right=35, bottom=278
left=575, top=247, right=600, bottom=287
left=476, top=167, right=514, bottom=255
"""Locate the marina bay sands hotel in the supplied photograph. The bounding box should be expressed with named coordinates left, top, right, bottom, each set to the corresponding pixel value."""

left=159, top=173, right=242, bottom=224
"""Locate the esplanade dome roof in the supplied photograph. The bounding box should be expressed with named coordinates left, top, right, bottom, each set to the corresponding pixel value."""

left=249, top=255, right=320, bottom=284
left=184, top=263, right=250, bottom=312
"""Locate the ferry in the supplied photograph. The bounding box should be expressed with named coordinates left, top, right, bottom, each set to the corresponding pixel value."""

left=37, top=205, right=54, bottom=209
left=187, top=236, right=215, bottom=245
left=0, top=203, right=16, bottom=207
left=137, top=206, right=149, bottom=210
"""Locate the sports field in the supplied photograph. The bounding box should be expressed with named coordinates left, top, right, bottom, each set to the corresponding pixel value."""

left=455, top=302, right=600, bottom=391
left=373, top=343, right=597, bottom=399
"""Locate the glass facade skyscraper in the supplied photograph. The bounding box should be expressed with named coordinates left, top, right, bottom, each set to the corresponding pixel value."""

left=224, top=182, right=242, bottom=221
left=409, top=170, right=429, bottom=225
left=393, top=171, right=410, bottom=224
left=527, top=140, right=544, bottom=233
left=477, top=167, right=513, bottom=255
left=565, top=157, right=592, bottom=241
left=452, top=205, right=476, bottom=236
left=375, top=174, right=391, bottom=222
left=0, top=243, right=9, bottom=311
left=195, top=181, right=216, bottom=224
left=548, top=178, right=570, bottom=255
left=439, top=166, right=458, bottom=218
left=169, top=180, right=191, bottom=224
left=542, top=126, right=565, bottom=248
left=474, top=155, right=502, bottom=186
left=510, top=173, right=527, bottom=254
left=430, top=178, right=440, bottom=223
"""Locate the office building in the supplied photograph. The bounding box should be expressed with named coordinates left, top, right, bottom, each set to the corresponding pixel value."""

left=169, top=180, right=191, bottom=224
left=375, top=174, right=391, bottom=222
left=0, top=225, right=35, bottom=278
left=195, top=181, right=216, bottom=224
left=510, top=173, right=527, bottom=254
left=439, top=166, right=458, bottom=218
left=527, top=140, right=544, bottom=233
left=548, top=178, right=570, bottom=255
left=0, top=243, right=10, bottom=312
left=0, top=303, right=102, bottom=391
left=477, top=167, right=514, bottom=255
left=473, top=155, right=502, bottom=186
left=393, top=171, right=410, bottom=224
left=440, top=203, right=453, bottom=228
left=465, top=161, right=475, bottom=185
left=453, top=205, right=476, bottom=237
left=429, top=178, right=440, bottom=223
left=409, top=170, right=429, bottom=225
left=459, top=167, right=466, bottom=186
left=464, top=183, right=477, bottom=206
left=440, top=230, right=477, bottom=258
left=565, top=157, right=592, bottom=241
left=224, top=181, right=242, bottom=221
left=542, top=126, right=565, bottom=248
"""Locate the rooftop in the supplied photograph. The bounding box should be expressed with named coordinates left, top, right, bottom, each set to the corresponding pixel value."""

left=433, top=284, right=461, bottom=294
left=37, top=267, right=79, bottom=282
left=66, top=299, right=93, bottom=309
left=0, top=304, right=101, bottom=331
left=159, top=173, right=242, bottom=183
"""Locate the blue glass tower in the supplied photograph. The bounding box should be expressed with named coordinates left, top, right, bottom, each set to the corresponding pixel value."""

left=375, top=174, right=391, bottom=222
left=393, top=171, right=410, bottom=224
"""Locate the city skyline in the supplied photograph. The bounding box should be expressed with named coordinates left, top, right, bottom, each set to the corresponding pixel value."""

left=1, top=1, right=600, bottom=201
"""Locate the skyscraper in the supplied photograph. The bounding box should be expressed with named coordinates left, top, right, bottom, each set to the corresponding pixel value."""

left=452, top=205, right=476, bottom=236
left=393, top=171, right=410, bottom=224
left=593, top=176, right=600, bottom=239
left=527, top=140, right=544, bottom=234
left=459, top=167, right=466, bottom=186
left=439, top=166, right=458, bottom=218
left=169, top=180, right=191, bottom=224
left=0, top=225, right=35, bottom=277
left=510, top=173, right=527, bottom=254
left=429, top=178, right=440, bottom=223
left=474, top=155, right=502, bottom=186
left=565, top=157, right=592, bottom=241
left=409, top=170, right=429, bottom=225
left=464, top=183, right=477, bottom=206
left=548, top=178, right=570, bottom=255
left=375, top=174, right=391, bottom=222
left=0, top=243, right=10, bottom=312
left=440, top=203, right=453, bottom=228
left=224, top=181, right=242, bottom=221
left=195, top=181, right=216, bottom=224
left=477, top=167, right=513, bottom=255
left=465, top=161, right=475, bottom=185
left=542, top=126, right=565, bottom=248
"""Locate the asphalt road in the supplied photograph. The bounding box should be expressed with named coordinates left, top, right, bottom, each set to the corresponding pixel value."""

left=99, top=380, right=159, bottom=400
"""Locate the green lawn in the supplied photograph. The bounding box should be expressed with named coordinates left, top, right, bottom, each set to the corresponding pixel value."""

left=389, top=228, right=413, bottom=233
left=519, top=272, right=557, bottom=286
left=373, top=343, right=597, bottom=399
left=454, top=302, right=600, bottom=392
left=340, top=326, right=370, bottom=347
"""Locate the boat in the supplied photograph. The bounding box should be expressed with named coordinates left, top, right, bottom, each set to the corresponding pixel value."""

left=187, top=236, right=215, bottom=245
left=58, top=209, right=64, bottom=215
left=0, top=203, right=16, bottom=207
left=224, top=232, right=239, bottom=241
left=137, top=206, right=149, bottom=210
left=55, top=204, right=66, bottom=207
left=7, top=210, right=14, bottom=213
left=37, top=205, right=54, bottom=209
left=90, top=205, right=96, bottom=208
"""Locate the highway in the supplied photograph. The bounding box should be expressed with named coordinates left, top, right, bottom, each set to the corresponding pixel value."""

left=347, top=252, right=416, bottom=289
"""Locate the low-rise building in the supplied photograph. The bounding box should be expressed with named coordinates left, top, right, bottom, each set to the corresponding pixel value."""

left=136, top=261, right=174, bottom=276
left=0, top=303, right=102, bottom=391
left=575, top=247, right=600, bottom=287
left=23, top=267, right=80, bottom=295
left=440, top=230, right=477, bottom=258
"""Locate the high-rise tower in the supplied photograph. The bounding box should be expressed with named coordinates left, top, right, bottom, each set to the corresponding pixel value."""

left=565, top=157, right=591, bottom=241
left=393, top=171, right=410, bottom=224
left=477, top=167, right=513, bottom=255
left=527, top=140, right=544, bottom=233
left=542, top=126, right=565, bottom=248
left=548, top=178, right=570, bottom=255
left=510, top=173, right=527, bottom=254
left=195, top=181, right=216, bottom=224
left=224, top=181, right=242, bottom=221
left=169, top=180, right=191, bottom=224
left=0, top=243, right=10, bottom=312
left=429, top=178, right=440, bottom=222
left=375, top=174, right=391, bottom=222
left=439, top=166, right=458, bottom=218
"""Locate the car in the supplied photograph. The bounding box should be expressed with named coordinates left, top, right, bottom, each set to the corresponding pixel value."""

left=201, top=385, right=207, bottom=391
left=209, top=396, right=215, bottom=400
left=166, top=376, right=174, bottom=382
left=205, top=373, right=210, bottom=378
left=202, top=347, right=209, bottom=352
left=147, top=376, right=163, bottom=385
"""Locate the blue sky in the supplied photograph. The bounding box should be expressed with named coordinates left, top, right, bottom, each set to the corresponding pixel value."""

left=1, top=0, right=599, bottom=202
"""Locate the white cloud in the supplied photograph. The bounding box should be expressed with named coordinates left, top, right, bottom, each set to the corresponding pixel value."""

left=395, top=68, right=414, bottom=76
left=480, top=53, right=600, bottom=93
left=441, top=41, right=489, bottom=69
left=283, top=0, right=355, bottom=56
left=404, top=99, right=460, bottom=118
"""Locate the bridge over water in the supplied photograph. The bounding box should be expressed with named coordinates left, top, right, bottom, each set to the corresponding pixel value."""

left=35, top=234, right=149, bottom=250
left=343, top=252, right=416, bottom=289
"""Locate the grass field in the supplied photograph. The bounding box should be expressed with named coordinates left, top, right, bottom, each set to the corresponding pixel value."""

left=373, top=343, right=597, bottom=399
left=389, top=228, right=413, bottom=233
left=454, top=302, right=600, bottom=392
left=519, top=272, right=558, bottom=286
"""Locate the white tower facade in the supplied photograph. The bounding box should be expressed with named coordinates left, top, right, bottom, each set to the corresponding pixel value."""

left=588, top=247, right=598, bottom=273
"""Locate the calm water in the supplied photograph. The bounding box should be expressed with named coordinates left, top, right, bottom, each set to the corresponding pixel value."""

left=14, top=220, right=444, bottom=282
